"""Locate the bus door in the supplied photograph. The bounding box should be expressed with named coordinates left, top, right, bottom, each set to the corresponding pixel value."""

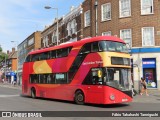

left=83, top=68, right=104, bottom=104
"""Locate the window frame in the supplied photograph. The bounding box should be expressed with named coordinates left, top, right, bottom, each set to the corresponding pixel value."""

left=52, top=31, right=57, bottom=43
left=79, top=43, right=91, bottom=54
left=102, top=31, right=111, bottom=36
left=120, top=29, right=132, bottom=47
left=142, top=27, right=155, bottom=47
left=71, top=19, right=77, bottom=34
left=141, top=0, right=154, bottom=15
left=119, top=0, right=131, bottom=18
left=67, top=22, right=71, bottom=36
left=39, top=51, right=50, bottom=61
left=84, top=10, right=90, bottom=27
left=101, top=3, right=111, bottom=21
left=56, top=47, right=72, bottom=58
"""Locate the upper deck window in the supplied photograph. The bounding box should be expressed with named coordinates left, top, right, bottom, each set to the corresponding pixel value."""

left=99, top=41, right=128, bottom=53
left=39, top=51, right=50, bottom=60
left=80, top=43, right=91, bottom=54
left=57, top=47, right=72, bottom=58
left=31, top=54, right=40, bottom=62
left=25, top=55, right=31, bottom=62
left=79, top=41, right=128, bottom=55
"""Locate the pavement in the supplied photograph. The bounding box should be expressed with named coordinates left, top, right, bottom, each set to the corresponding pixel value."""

left=133, top=89, right=160, bottom=103
left=0, top=82, right=160, bottom=103
left=0, top=82, right=21, bottom=90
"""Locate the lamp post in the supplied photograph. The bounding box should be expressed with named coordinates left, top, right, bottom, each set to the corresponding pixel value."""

left=45, top=6, right=59, bottom=46
left=94, top=0, right=98, bottom=36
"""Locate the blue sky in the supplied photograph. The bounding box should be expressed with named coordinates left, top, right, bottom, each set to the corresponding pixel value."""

left=0, top=0, right=83, bottom=53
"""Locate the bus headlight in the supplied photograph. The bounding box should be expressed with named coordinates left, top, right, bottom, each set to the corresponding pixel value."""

left=110, top=94, right=115, bottom=101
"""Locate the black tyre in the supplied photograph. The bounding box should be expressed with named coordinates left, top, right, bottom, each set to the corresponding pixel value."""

left=31, top=88, right=36, bottom=99
left=75, top=90, right=85, bottom=105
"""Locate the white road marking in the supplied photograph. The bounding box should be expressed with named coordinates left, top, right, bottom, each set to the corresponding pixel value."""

left=0, top=95, right=19, bottom=97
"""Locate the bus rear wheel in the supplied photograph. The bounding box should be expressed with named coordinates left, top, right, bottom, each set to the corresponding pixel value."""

left=31, top=88, right=36, bottom=99
left=75, top=90, right=85, bottom=105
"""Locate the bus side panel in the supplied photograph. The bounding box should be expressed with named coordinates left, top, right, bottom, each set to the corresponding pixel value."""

left=81, top=85, right=104, bottom=104
left=71, top=53, right=102, bottom=85
left=22, top=62, right=35, bottom=96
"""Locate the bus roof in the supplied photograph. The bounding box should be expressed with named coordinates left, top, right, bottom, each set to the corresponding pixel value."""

left=29, top=36, right=125, bottom=55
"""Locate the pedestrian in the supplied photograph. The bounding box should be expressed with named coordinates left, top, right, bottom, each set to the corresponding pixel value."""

left=140, top=77, right=149, bottom=96
left=13, top=77, right=17, bottom=86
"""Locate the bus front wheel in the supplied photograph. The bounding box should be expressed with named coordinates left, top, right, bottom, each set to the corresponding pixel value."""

left=31, top=88, right=36, bottom=99
left=75, top=90, right=85, bottom=105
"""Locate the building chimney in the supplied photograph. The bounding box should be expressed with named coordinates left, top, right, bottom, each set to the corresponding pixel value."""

left=12, top=48, right=15, bottom=52
left=7, top=50, right=10, bottom=54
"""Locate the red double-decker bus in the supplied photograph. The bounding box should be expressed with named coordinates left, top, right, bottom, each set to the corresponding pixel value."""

left=22, top=36, right=132, bottom=104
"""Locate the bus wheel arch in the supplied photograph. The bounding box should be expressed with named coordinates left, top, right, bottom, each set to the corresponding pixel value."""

left=31, top=87, right=36, bottom=99
left=74, top=89, right=85, bottom=105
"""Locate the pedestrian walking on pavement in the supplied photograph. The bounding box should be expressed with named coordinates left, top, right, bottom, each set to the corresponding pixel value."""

left=13, top=77, right=17, bottom=87
left=140, top=77, right=149, bottom=96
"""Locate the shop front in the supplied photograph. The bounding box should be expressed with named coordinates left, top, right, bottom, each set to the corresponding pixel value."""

left=142, top=58, right=157, bottom=89
left=6, top=72, right=17, bottom=84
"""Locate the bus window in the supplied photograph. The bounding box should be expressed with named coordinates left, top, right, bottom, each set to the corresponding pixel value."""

left=82, top=68, right=103, bottom=85
left=39, top=52, right=50, bottom=60
left=91, top=42, right=99, bottom=52
left=115, top=42, right=128, bottom=52
left=108, top=42, right=116, bottom=51
left=46, top=74, right=51, bottom=84
left=30, top=74, right=38, bottom=83
left=80, top=43, right=91, bottom=54
left=51, top=50, right=57, bottom=59
left=57, top=48, right=67, bottom=58
left=55, top=73, right=67, bottom=84
left=99, top=41, right=108, bottom=51
left=92, top=68, right=103, bottom=85
left=31, top=54, right=40, bottom=62
left=39, top=74, right=44, bottom=84
left=25, top=55, right=31, bottom=62
left=50, top=74, right=56, bottom=84
left=57, top=47, right=71, bottom=58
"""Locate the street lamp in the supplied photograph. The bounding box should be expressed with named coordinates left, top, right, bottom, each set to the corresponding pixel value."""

left=45, top=6, right=59, bottom=46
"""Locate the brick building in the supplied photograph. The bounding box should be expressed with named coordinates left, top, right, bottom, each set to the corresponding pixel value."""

left=17, top=31, right=41, bottom=85
left=7, top=48, right=17, bottom=72
left=82, top=0, right=160, bottom=90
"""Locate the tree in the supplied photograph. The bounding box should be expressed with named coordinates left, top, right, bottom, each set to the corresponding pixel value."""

left=0, top=46, right=2, bottom=52
left=0, top=46, right=8, bottom=62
